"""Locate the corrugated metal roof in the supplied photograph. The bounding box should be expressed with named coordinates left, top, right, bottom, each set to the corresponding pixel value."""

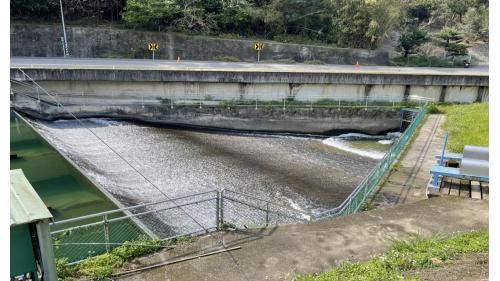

left=10, top=169, right=53, bottom=226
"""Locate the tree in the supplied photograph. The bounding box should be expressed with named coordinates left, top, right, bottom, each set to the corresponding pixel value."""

left=437, top=27, right=463, bottom=46
left=445, top=0, right=473, bottom=23
left=123, top=0, right=180, bottom=28
left=397, top=27, right=429, bottom=57
left=437, top=27, right=469, bottom=56
left=407, top=0, right=439, bottom=24
left=463, top=5, right=488, bottom=40
left=445, top=42, right=469, bottom=56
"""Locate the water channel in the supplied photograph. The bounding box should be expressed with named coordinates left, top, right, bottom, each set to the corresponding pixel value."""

left=25, top=116, right=395, bottom=215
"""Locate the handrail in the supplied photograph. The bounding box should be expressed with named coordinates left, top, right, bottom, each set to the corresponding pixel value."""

left=50, top=190, right=218, bottom=226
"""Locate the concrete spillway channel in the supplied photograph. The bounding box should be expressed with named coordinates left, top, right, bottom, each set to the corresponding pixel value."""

left=9, top=66, right=433, bottom=262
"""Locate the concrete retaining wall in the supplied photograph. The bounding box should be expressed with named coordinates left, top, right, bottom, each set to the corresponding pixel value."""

left=12, top=93, right=402, bottom=135
left=11, top=80, right=488, bottom=104
left=10, top=23, right=389, bottom=65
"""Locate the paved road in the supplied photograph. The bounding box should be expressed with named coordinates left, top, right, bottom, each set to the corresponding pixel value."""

left=10, top=57, right=489, bottom=76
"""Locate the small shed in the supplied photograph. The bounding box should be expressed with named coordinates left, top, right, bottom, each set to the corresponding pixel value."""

left=10, top=169, right=57, bottom=281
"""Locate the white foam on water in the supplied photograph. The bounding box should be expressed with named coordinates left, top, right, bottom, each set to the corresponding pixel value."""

left=322, top=137, right=386, bottom=159
left=337, top=132, right=401, bottom=140
left=378, top=140, right=394, bottom=145
left=284, top=197, right=311, bottom=220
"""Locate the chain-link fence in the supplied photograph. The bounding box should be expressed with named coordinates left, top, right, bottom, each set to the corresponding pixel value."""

left=314, top=105, right=427, bottom=218
left=50, top=190, right=219, bottom=263
left=220, top=190, right=312, bottom=229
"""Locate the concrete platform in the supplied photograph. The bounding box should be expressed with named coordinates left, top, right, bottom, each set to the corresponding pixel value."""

left=116, top=196, right=488, bottom=281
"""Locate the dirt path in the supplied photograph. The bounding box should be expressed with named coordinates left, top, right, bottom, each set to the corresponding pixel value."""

left=372, top=114, right=446, bottom=207
left=407, top=252, right=489, bottom=281
left=116, top=197, right=487, bottom=281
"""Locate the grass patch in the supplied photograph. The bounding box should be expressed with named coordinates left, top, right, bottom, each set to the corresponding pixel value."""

left=359, top=201, right=377, bottom=212
left=56, top=234, right=196, bottom=280
left=436, top=103, right=489, bottom=153
left=296, top=230, right=488, bottom=281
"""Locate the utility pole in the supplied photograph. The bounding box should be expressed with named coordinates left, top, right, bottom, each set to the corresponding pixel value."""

left=59, top=0, right=69, bottom=57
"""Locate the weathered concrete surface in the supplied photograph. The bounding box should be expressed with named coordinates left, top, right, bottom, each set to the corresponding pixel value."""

left=372, top=114, right=446, bottom=207
left=10, top=58, right=489, bottom=103
left=10, top=58, right=489, bottom=86
left=10, top=23, right=389, bottom=65
left=116, top=197, right=488, bottom=281
left=12, top=93, right=401, bottom=135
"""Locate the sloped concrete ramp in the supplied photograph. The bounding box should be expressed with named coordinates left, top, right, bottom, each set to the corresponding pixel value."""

left=117, top=197, right=488, bottom=281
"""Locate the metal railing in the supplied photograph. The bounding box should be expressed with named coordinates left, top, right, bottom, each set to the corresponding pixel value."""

left=50, top=191, right=219, bottom=263
left=314, top=105, right=427, bottom=218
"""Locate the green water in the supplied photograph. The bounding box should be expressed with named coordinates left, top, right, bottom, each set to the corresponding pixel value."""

left=10, top=112, right=118, bottom=221
left=10, top=112, right=143, bottom=262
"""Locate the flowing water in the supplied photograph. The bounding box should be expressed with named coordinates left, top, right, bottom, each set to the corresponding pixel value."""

left=26, top=117, right=396, bottom=215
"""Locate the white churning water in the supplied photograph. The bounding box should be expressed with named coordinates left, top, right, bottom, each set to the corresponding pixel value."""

left=28, top=117, right=391, bottom=232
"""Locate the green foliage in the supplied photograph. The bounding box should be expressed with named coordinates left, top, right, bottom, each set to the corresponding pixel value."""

left=444, top=0, right=473, bottom=22
left=437, top=103, right=489, bottom=153
left=437, top=27, right=463, bottom=46
left=359, top=201, right=376, bottom=212
left=111, top=235, right=164, bottom=260
left=122, top=0, right=180, bottom=28
left=436, top=27, right=469, bottom=56
left=11, top=0, right=488, bottom=50
left=397, top=27, right=429, bottom=57
left=56, top=236, right=168, bottom=280
left=463, top=5, right=489, bottom=40
left=426, top=103, right=442, bottom=114
left=11, top=0, right=125, bottom=22
left=445, top=42, right=469, bottom=56
left=296, top=230, right=488, bottom=281
left=407, top=0, right=439, bottom=23
left=55, top=258, right=76, bottom=281
left=76, top=253, right=123, bottom=280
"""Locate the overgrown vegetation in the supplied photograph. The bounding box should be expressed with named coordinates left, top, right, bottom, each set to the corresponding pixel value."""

left=296, top=229, right=488, bottom=281
left=10, top=0, right=488, bottom=51
left=56, top=235, right=196, bottom=280
left=435, top=103, right=489, bottom=153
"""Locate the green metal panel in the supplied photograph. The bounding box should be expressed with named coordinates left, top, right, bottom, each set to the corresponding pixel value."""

left=10, top=169, right=53, bottom=226
left=10, top=224, right=38, bottom=279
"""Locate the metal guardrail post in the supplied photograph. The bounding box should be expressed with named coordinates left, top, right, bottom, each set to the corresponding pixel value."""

left=216, top=191, right=220, bottom=231
left=103, top=215, right=110, bottom=252
left=265, top=202, right=270, bottom=226
left=220, top=190, right=224, bottom=228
